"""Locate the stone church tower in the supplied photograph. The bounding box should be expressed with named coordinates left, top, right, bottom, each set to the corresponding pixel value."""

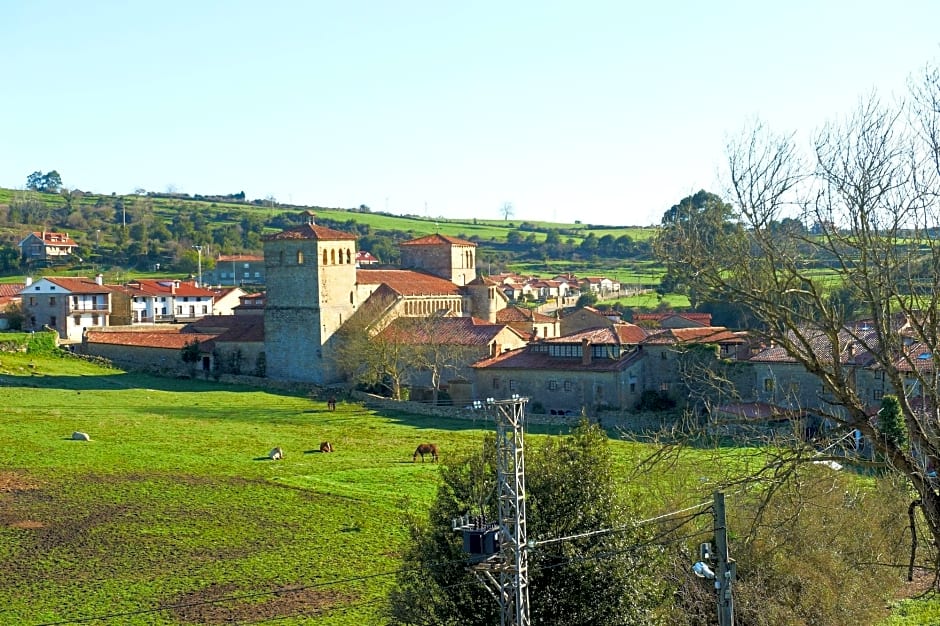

left=262, top=213, right=358, bottom=384
left=399, top=234, right=477, bottom=286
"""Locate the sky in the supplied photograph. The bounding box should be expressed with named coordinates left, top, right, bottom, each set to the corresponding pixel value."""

left=3, top=1, right=940, bottom=227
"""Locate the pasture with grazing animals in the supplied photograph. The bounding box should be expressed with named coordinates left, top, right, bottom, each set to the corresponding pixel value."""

left=0, top=350, right=502, bottom=625
left=0, top=345, right=928, bottom=625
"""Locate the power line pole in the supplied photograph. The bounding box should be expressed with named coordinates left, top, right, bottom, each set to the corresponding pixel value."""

left=713, top=491, right=735, bottom=626
left=453, top=396, right=531, bottom=626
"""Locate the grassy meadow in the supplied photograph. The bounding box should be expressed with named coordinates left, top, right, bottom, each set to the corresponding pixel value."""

left=0, top=349, right=602, bottom=625
left=1, top=346, right=933, bottom=625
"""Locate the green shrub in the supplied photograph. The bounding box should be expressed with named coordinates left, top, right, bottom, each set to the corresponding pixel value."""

left=26, top=330, right=58, bottom=354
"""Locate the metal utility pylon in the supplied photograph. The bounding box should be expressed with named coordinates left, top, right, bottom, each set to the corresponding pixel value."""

left=491, top=396, right=531, bottom=626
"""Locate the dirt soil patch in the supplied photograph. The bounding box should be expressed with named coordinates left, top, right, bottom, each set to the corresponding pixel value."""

left=0, top=471, right=40, bottom=493
left=171, top=583, right=355, bottom=624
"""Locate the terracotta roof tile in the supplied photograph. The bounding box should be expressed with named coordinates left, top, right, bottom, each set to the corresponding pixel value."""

left=375, top=317, right=521, bottom=346
left=642, top=327, right=744, bottom=345
left=125, top=279, right=216, bottom=297
left=38, top=277, right=111, bottom=294
left=400, top=233, right=476, bottom=247
left=496, top=306, right=556, bottom=324
left=473, top=346, right=642, bottom=372
left=356, top=269, right=461, bottom=296
left=84, top=330, right=217, bottom=349
left=262, top=223, right=356, bottom=241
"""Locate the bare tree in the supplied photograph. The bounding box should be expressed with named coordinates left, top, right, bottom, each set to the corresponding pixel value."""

left=500, top=201, right=514, bottom=221
left=657, top=71, right=940, bottom=561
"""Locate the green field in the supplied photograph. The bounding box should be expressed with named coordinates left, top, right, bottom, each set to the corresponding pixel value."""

left=0, top=346, right=926, bottom=625
left=0, top=350, right=605, bottom=625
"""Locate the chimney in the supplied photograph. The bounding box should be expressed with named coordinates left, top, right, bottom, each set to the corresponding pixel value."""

left=303, top=210, right=316, bottom=225
left=25, top=276, right=32, bottom=287
left=581, top=337, right=592, bottom=365
left=95, top=273, right=103, bottom=286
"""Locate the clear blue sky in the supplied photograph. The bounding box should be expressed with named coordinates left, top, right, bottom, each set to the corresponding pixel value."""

left=2, top=1, right=938, bottom=226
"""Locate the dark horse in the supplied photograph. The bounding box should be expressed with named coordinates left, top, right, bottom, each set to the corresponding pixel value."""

left=413, top=443, right=439, bottom=463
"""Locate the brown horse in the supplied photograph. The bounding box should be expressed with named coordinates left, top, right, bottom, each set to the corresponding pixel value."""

left=320, top=441, right=333, bottom=453
left=413, top=443, right=439, bottom=463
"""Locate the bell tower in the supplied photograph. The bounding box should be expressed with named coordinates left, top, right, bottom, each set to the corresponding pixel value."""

left=263, top=212, right=358, bottom=383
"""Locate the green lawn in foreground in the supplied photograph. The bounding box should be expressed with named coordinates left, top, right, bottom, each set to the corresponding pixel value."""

left=0, top=349, right=921, bottom=625
left=0, top=353, right=492, bottom=625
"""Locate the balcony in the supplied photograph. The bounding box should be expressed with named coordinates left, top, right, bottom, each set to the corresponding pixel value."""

left=69, top=303, right=110, bottom=313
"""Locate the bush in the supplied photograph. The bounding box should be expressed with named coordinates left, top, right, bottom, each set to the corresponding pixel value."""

left=26, top=330, right=58, bottom=354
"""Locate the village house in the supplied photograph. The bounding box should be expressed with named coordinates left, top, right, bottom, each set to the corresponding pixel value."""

left=20, top=275, right=114, bottom=341
left=473, top=323, right=747, bottom=414
left=205, top=254, right=265, bottom=286
left=123, top=279, right=216, bottom=324
left=209, top=286, right=247, bottom=316
left=496, top=305, right=560, bottom=340
left=18, top=231, right=79, bottom=265
left=0, top=283, right=24, bottom=330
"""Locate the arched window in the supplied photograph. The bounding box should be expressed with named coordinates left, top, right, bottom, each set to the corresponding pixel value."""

left=349, top=291, right=354, bottom=304
left=331, top=249, right=336, bottom=264
left=323, top=250, right=328, bottom=264
left=346, top=249, right=352, bottom=264
left=297, top=250, right=304, bottom=265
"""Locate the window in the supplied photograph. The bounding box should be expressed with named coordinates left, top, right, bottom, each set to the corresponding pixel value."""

left=548, top=380, right=558, bottom=391
left=493, top=377, right=501, bottom=390
left=73, top=315, right=80, bottom=325
left=201, top=305, right=208, bottom=314
left=661, top=351, right=667, bottom=360
left=564, top=381, right=572, bottom=392
left=297, top=250, right=304, bottom=265
left=91, top=314, right=99, bottom=325
left=874, top=389, right=884, bottom=400
left=254, top=272, right=260, bottom=278
left=176, top=306, right=182, bottom=315
left=29, top=297, right=36, bottom=306
left=49, top=316, right=56, bottom=327
left=629, top=382, right=636, bottom=393
left=49, top=296, right=56, bottom=305
left=660, top=382, right=670, bottom=391
left=243, top=263, right=250, bottom=269
left=764, top=378, right=775, bottom=392
left=509, top=380, right=517, bottom=392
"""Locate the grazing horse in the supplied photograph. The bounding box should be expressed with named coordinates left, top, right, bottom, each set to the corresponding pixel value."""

left=413, top=443, right=439, bottom=463
left=269, top=447, right=284, bottom=461
left=320, top=441, right=333, bottom=453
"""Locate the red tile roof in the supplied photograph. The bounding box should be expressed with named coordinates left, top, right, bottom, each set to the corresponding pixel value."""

left=0, top=284, right=24, bottom=298
left=217, top=254, right=263, bottom=262
left=262, top=223, right=357, bottom=241
left=39, top=277, right=112, bottom=294
left=375, top=316, right=521, bottom=346
left=642, top=327, right=744, bottom=345
left=356, top=269, right=461, bottom=296
left=473, top=345, right=642, bottom=372
left=27, top=231, right=78, bottom=247
left=633, top=312, right=713, bottom=325
left=125, top=279, right=216, bottom=297
left=400, top=234, right=476, bottom=247
left=496, top=306, right=556, bottom=324
left=84, top=330, right=217, bottom=349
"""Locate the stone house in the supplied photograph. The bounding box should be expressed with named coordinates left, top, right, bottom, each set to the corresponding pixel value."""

left=20, top=275, right=114, bottom=341
left=474, top=324, right=747, bottom=414
left=496, top=305, right=560, bottom=340
left=473, top=325, right=648, bottom=414
left=19, top=231, right=78, bottom=265
left=82, top=327, right=217, bottom=375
